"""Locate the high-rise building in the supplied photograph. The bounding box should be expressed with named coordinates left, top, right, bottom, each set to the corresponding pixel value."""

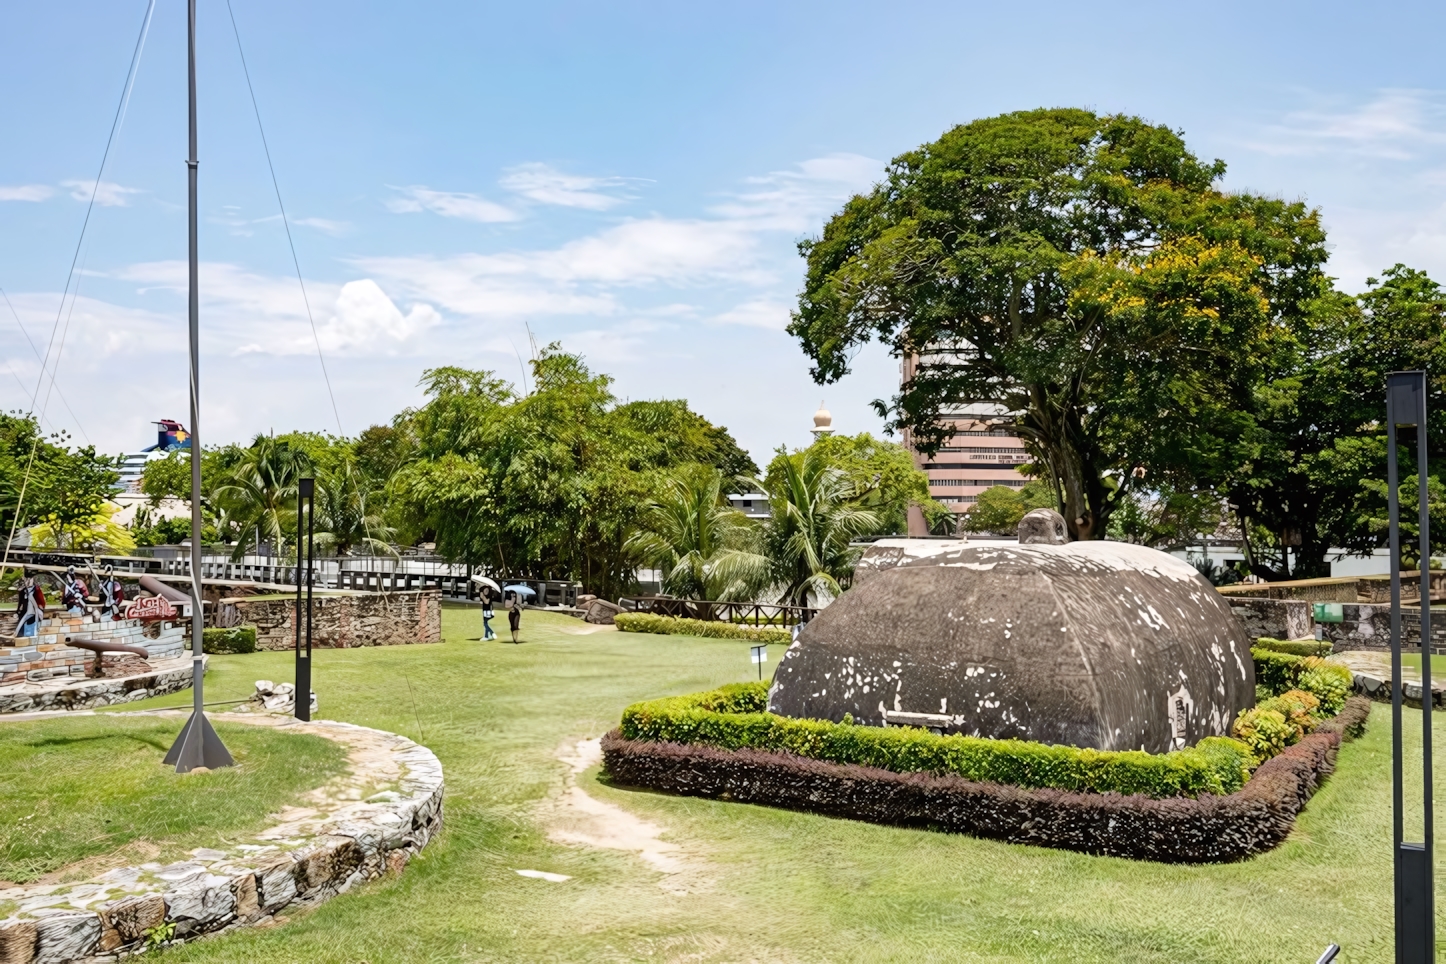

left=899, top=355, right=1035, bottom=521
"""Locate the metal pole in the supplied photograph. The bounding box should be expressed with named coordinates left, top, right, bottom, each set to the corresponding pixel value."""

left=295, top=477, right=313, bottom=721
left=164, top=0, right=232, bottom=773
left=1387, top=370, right=1434, bottom=963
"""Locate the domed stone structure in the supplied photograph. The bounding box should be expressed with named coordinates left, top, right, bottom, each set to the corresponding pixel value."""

left=769, top=540, right=1254, bottom=753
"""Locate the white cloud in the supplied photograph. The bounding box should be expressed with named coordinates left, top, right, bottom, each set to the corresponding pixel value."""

left=61, top=179, right=143, bottom=206
left=318, top=279, right=440, bottom=351
left=385, top=185, right=518, bottom=223
left=711, top=299, right=792, bottom=330
left=710, top=153, right=881, bottom=231
left=1247, top=89, right=1446, bottom=160
left=499, top=163, right=633, bottom=210
left=0, top=184, right=54, bottom=202
left=293, top=217, right=349, bottom=236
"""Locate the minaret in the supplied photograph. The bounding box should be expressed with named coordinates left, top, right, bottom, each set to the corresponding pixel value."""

left=811, top=401, right=833, bottom=438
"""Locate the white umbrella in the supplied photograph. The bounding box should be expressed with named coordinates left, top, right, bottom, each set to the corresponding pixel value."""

left=471, top=574, right=501, bottom=593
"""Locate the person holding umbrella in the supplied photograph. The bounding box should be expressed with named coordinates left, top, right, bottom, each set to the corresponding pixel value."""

left=471, top=574, right=501, bottom=640
left=503, top=583, right=536, bottom=643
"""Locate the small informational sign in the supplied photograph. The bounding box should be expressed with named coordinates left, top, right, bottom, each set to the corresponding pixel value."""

left=125, top=595, right=178, bottom=622
left=750, top=644, right=767, bottom=680
left=1313, top=602, right=1344, bottom=624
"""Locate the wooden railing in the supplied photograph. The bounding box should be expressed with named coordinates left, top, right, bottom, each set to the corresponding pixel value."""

left=618, top=596, right=816, bottom=626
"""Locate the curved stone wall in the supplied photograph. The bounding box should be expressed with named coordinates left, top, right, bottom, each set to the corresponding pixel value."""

left=0, top=712, right=443, bottom=963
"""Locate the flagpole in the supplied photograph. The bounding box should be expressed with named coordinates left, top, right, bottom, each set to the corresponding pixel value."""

left=165, top=0, right=233, bottom=773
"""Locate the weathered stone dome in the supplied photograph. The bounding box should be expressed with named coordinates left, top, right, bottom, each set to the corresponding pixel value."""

left=768, top=541, right=1254, bottom=753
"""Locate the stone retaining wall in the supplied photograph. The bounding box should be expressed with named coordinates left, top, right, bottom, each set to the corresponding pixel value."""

left=1226, top=597, right=1446, bottom=655
left=0, top=656, right=199, bottom=715
left=0, top=713, right=444, bottom=963
left=223, top=590, right=442, bottom=651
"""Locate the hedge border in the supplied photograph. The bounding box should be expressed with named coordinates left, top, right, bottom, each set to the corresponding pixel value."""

left=601, top=695, right=1371, bottom=864
left=614, top=613, right=791, bottom=644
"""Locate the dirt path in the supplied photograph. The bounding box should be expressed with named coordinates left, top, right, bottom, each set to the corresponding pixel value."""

left=543, top=737, right=705, bottom=894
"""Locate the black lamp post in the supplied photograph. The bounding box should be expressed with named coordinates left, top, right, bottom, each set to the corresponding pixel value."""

left=1386, top=370, right=1435, bottom=963
left=294, top=477, right=315, bottom=722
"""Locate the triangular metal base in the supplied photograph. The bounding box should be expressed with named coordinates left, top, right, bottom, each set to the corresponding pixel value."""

left=163, top=710, right=235, bottom=773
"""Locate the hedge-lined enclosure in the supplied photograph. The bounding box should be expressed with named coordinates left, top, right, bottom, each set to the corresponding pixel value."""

left=604, top=650, right=1371, bottom=861
left=621, top=682, right=1255, bottom=798
left=614, top=613, right=791, bottom=644
left=602, top=696, right=1371, bottom=863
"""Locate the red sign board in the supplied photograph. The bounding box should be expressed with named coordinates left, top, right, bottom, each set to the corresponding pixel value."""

left=126, top=595, right=179, bottom=622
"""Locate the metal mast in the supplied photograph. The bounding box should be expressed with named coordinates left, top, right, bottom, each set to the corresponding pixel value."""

left=165, top=0, right=234, bottom=773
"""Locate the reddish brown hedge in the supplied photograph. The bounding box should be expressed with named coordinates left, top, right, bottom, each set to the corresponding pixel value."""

left=601, top=695, right=1372, bottom=864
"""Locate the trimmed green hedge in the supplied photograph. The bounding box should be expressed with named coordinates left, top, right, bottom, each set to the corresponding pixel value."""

left=1252, top=647, right=1354, bottom=712
left=614, top=613, right=791, bottom=644
left=203, top=626, right=257, bottom=654
left=620, top=683, right=1254, bottom=799
left=1254, top=636, right=1332, bottom=657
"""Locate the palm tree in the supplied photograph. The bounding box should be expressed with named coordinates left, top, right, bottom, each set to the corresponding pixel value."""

left=313, top=459, right=397, bottom=556
left=628, top=466, right=770, bottom=601
left=764, top=448, right=878, bottom=606
left=213, top=435, right=313, bottom=561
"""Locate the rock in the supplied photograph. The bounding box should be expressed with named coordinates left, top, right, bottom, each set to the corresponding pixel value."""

left=97, top=895, right=165, bottom=951
left=576, top=594, right=597, bottom=606
left=164, top=874, right=235, bottom=930
left=255, top=679, right=275, bottom=696
left=187, top=767, right=211, bottom=775
left=583, top=599, right=623, bottom=625
left=34, top=913, right=101, bottom=963
left=769, top=540, right=1255, bottom=753
left=255, top=857, right=298, bottom=912
left=1018, top=507, right=1069, bottom=545
left=233, top=873, right=261, bottom=922
left=0, top=919, right=38, bottom=964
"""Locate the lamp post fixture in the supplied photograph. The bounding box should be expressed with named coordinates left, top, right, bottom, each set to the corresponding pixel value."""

left=294, top=477, right=315, bottom=722
left=1386, top=370, right=1434, bottom=963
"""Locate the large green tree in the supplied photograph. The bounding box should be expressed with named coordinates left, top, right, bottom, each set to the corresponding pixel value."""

left=790, top=108, right=1328, bottom=540
left=627, top=465, right=769, bottom=600
left=764, top=432, right=945, bottom=536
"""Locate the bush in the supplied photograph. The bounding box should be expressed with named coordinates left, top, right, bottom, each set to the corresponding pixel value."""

left=620, top=683, right=1253, bottom=799
left=1252, top=647, right=1354, bottom=713
left=1254, top=636, right=1332, bottom=657
left=203, top=626, right=257, bottom=654
left=614, top=613, right=791, bottom=644
left=602, top=695, right=1375, bottom=864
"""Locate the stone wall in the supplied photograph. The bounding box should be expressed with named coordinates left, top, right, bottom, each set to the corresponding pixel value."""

left=0, top=656, right=198, bottom=714
left=0, top=713, right=443, bottom=963
left=223, top=590, right=442, bottom=651
left=1225, top=598, right=1312, bottom=641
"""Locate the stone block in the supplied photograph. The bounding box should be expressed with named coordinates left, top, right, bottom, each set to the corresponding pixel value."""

left=255, top=857, right=298, bottom=912
left=34, top=914, right=101, bottom=963
left=0, top=919, right=37, bottom=964
left=164, top=874, right=235, bottom=931
left=232, top=872, right=261, bottom=922
left=97, top=895, right=165, bottom=951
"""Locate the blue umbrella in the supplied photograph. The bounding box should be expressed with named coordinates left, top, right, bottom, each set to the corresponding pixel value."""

left=503, top=584, right=537, bottom=597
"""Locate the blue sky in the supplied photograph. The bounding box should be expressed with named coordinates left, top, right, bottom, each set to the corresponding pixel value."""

left=3, top=1, right=1445, bottom=462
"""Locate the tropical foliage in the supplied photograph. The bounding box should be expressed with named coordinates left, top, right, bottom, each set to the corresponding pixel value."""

left=761, top=447, right=879, bottom=605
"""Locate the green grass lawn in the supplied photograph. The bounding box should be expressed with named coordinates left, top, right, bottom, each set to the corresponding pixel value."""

left=0, top=715, right=347, bottom=884
left=92, top=604, right=1443, bottom=963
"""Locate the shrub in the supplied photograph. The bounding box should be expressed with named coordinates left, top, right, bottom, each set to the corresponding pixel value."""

left=602, top=694, right=1374, bottom=864
left=203, top=626, right=257, bottom=654
left=1228, top=707, right=1292, bottom=762
left=1252, top=647, right=1354, bottom=712
left=614, top=613, right=791, bottom=644
left=620, top=682, right=1252, bottom=798
left=1254, top=636, right=1332, bottom=657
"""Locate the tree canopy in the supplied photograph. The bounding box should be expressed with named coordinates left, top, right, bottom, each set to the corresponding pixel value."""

left=790, top=107, right=1329, bottom=541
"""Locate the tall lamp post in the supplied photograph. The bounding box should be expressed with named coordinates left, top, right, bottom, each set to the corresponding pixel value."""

left=1387, top=370, right=1435, bottom=963
left=294, top=477, right=315, bottom=722
left=164, top=0, right=232, bottom=773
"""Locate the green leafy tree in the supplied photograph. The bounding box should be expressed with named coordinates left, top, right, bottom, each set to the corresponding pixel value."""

left=770, top=433, right=946, bottom=536
left=1227, top=265, right=1446, bottom=577
left=790, top=107, right=1328, bottom=541
left=762, top=447, right=878, bottom=605
left=213, top=435, right=316, bottom=560
left=313, top=459, right=396, bottom=556
left=962, top=480, right=1057, bottom=535
left=627, top=465, right=769, bottom=600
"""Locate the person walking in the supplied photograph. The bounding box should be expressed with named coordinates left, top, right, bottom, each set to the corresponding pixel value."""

left=15, top=575, right=42, bottom=638
left=507, top=590, right=522, bottom=644
left=481, top=586, right=497, bottom=641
